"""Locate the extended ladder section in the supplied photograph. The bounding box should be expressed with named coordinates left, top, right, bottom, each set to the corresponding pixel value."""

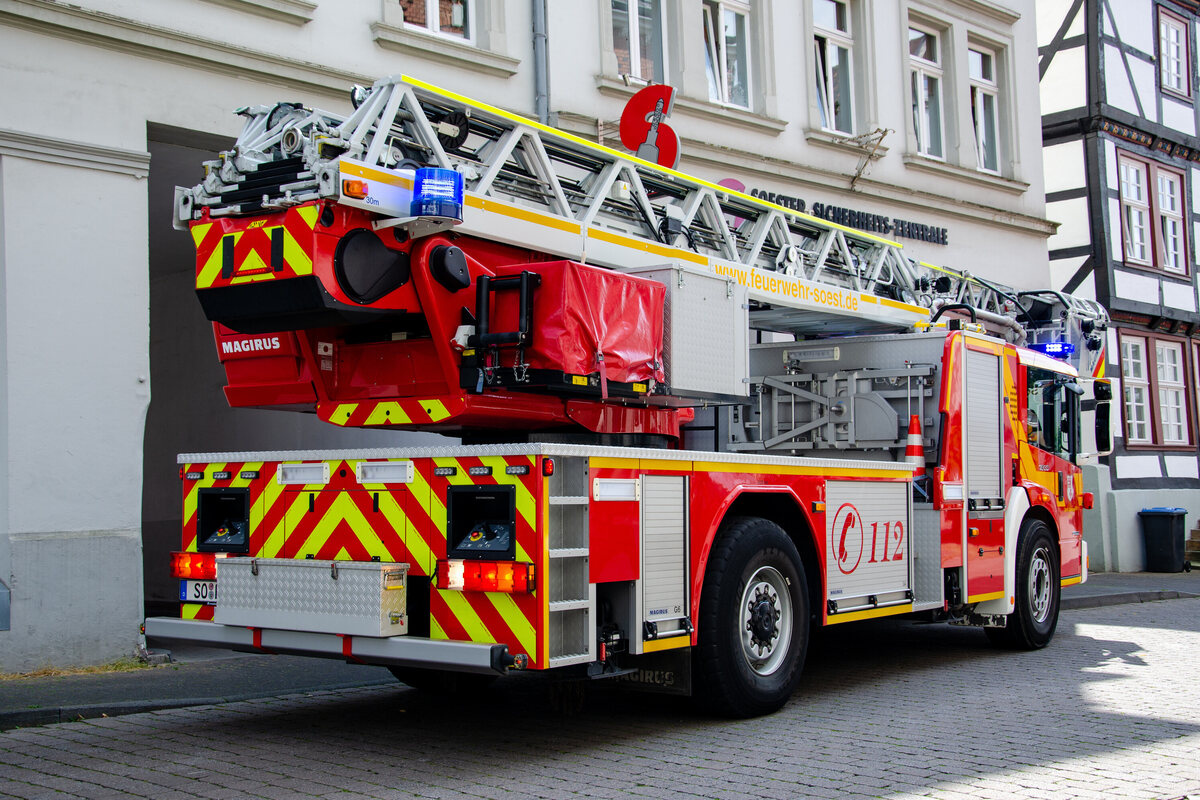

left=176, top=75, right=1109, bottom=442
left=179, top=74, right=1060, bottom=338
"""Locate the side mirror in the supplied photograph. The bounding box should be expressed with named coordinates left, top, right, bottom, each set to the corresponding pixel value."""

left=1093, top=379, right=1113, bottom=456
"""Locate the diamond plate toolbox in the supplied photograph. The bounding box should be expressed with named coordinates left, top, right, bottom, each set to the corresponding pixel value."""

left=214, top=558, right=408, bottom=637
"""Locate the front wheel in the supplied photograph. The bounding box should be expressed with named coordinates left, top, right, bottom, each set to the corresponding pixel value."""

left=986, top=517, right=1059, bottom=649
left=693, top=517, right=809, bottom=717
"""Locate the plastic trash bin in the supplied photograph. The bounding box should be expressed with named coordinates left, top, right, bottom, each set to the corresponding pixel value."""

left=1139, top=507, right=1188, bottom=572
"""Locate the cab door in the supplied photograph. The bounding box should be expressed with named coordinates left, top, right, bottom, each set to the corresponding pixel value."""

left=1020, top=365, right=1084, bottom=578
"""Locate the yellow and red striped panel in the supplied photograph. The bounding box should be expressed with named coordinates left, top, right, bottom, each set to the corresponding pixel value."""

left=191, top=204, right=318, bottom=290
left=422, top=455, right=540, bottom=663
left=179, top=454, right=546, bottom=667
left=317, top=398, right=465, bottom=428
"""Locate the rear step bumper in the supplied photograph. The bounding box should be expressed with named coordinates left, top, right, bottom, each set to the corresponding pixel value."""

left=144, top=617, right=511, bottom=674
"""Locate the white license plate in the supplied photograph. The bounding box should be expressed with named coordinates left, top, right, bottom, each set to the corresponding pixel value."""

left=180, top=580, right=217, bottom=604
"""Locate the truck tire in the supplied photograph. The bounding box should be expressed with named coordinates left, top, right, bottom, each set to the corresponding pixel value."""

left=986, top=517, right=1059, bottom=650
left=388, top=666, right=497, bottom=695
left=693, top=516, right=809, bottom=717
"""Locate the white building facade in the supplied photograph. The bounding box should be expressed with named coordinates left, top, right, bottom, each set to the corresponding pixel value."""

left=1039, top=0, right=1200, bottom=571
left=0, top=0, right=1049, bottom=670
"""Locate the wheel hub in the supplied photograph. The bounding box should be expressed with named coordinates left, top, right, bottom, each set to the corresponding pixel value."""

left=738, top=566, right=793, bottom=676
left=747, top=588, right=779, bottom=650
left=1029, top=546, right=1052, bottom=623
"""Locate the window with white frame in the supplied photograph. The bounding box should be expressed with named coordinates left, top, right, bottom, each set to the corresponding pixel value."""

left=813, top=0, right=854, bottom=134
left=399, top=0, right=471, bottom=40
left=1157, top=168, right=1185, bottom=272
left=1119, top=156, right=1151, bottom=264
left=1159, top=9, right=1190, bottom=98
left=702, top=0, right=750, bottom=108
left=612, top=0, right=666, bottom=83
left=1120, top=332, right=1193, bottom=446
left=908, top=25, right=944, bottom=158
left=1121, top=335, right=1152, bottom=443
left=1157, top=340, right=1188, bottom=443
left=968, top=46, right=999, bottom=172
left=1117, top=151, right=1188, bottom=274
left=1195, top=341, right=1200, bottom=428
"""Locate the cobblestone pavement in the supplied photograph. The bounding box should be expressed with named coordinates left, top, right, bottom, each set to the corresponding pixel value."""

left=2, top=599, right=1199, bottom=800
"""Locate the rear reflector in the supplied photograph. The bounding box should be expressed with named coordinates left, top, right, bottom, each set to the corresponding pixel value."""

left=171, top=551, right=218, bottom=580
left=435, top=559, right=534, bottom=593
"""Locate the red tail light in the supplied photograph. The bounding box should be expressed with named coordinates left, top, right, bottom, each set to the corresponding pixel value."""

left=542, top=457, right=555, bottom=477
left=171, top=551, right=218, bottom=580
left=435, top=559, right=534, bottom=593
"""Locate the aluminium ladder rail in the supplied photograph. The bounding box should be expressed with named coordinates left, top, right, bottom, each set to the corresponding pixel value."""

left=176, top=74, right=1097, bottom=342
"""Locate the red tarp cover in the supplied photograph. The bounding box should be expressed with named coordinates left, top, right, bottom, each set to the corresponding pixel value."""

left=489, top=260, right=666, bottom=385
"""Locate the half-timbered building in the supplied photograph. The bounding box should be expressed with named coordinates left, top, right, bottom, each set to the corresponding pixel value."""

left=1040, top=0, right=1200, bottom=569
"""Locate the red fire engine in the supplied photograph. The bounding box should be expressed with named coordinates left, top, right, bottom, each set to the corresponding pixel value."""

left=145, top=76, right=1113, bottom=717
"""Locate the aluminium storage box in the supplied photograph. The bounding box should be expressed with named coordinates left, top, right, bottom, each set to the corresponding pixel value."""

left=627, top=263, right=749, bottom=397
left=214, top=557, right=408, bottom=637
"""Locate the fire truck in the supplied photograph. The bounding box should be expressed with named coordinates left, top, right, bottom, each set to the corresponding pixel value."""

left=144, top=75, right=1114, bottom=717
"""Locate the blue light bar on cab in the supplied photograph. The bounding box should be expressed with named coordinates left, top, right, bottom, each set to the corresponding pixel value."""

left=411, top=167, right=464, bottom=221
left=1029, top=341, right=1076, bottom=359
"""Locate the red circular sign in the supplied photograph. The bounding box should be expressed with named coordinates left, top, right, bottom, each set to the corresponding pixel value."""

left=831, top=503, right=864, bottom=575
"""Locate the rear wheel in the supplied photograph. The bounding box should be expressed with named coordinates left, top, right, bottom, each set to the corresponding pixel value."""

left=388, top=666, right=497, bottom=695
left=986, top=517, right=1059, bottom=649
left=694, top=516, right=809, bottom=717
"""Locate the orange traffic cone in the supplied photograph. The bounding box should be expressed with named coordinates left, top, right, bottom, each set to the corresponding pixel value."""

left=904, top=415, right=926, bottom=475
left=905, top=415, right=929, bottom=501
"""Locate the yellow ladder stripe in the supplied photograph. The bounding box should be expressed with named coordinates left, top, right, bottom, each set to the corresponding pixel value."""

left=365, top=402, right=411, bottom=426
left=297, top=493, right=374, bottom=559
left=190, top=222, right=213, bottom=247
left=406, top=464, right=438, bottom=574
left=182, top=481, right=201, bottom=526
left=184, top=462, right=226, bottom=528
left=277, top=491, right=316, bottom=555
left=251, top=471, right=285, bottom=535
left=295, top=204, right=319, bottom=228
left=283, top=227, right=313, bottom=275
left=333, top=493, right=392, bottom=560
left=197, top=233, right=236, bottom=288
left=436, top=589, right=492, bottom=643
left=329, top=403, right=358, bottom=426
left=424, top=399, right=450, bottom=421
left=487, top=592, right=535, bottom=655
left=261, top=511, right=290, bottom=558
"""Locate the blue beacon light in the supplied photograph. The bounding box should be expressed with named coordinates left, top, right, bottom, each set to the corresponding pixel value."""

left=411, top=167, right=464, bottom=221
left=1030, top=341, right=1075, bottom=359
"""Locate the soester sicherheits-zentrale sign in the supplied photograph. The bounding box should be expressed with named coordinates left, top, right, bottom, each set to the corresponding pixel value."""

left=730, top=182, right=950, bottom=246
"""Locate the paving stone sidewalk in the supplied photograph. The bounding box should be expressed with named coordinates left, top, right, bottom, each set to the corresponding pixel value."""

left=1, top=570, right=1197, bottom=732
left=2, top=597, right=1199, bottom=799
